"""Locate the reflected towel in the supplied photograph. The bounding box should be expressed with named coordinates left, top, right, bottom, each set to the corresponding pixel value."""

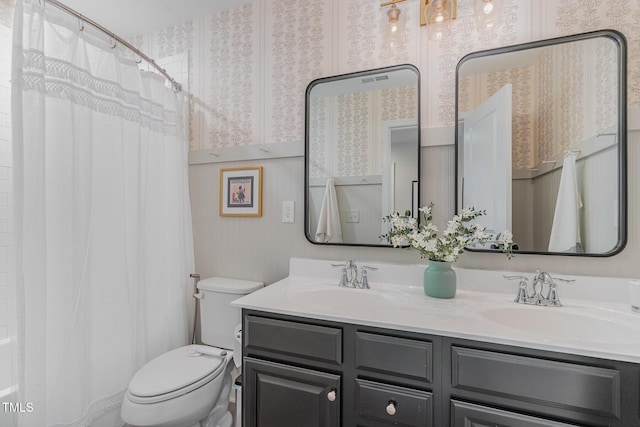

left=315, top=178, right=342, bottom=243
left=548, top=152, right=583, bottom=252
left=233, top=323, right=242, bottom=367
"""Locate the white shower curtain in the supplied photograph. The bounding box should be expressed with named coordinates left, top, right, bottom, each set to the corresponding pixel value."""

left=11, top=1, right=194, bottom=425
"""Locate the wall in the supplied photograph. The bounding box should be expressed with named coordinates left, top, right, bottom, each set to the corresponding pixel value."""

left=134, top=0, right=640, bottom=285
left=309, top=181, right=383, bottom=245
left=460, top=37, right=617, bottom=170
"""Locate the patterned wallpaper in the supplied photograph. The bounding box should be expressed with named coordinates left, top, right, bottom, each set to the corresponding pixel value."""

left=537, top=38, right=617, bottom=163
left=0, top=0, right=12, bottom=27
left=268, top=0, right=327, bottom=145
left=2, top=0, right=639, bottom=151
left=308, top=96, right=328, bottom=178
left=309, top=85, right=418, bottom=178
left=459, top=66, right=535, bottom=169
left=336, top=92, right=372, bottom=177
left=208, top=4, right=256, bottom=147
left=120, top=0, right=640, bottom=150
left=458, top=37, right=616, bottom=169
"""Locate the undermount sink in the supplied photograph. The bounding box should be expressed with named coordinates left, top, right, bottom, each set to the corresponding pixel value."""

left=482, top=306, right=639, bottom=345
left=286, top=284, right=414, bottom=314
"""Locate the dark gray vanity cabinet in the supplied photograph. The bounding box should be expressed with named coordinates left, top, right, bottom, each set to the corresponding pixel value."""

left=443, top=338, right=640, bottom=427
left=243, top=310, right=439, bottom=426
left=242, top=310, right=640, bottom=426
left=242, top=314, right=343, bottom=427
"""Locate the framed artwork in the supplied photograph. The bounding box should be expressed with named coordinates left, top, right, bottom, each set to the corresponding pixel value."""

left=219, top=166, right=263, bottom=217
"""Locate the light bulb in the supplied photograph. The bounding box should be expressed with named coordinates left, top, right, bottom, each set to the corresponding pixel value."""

left=384, top=5, right=406, bottom=49
left=474, top=0, right=502, bottom=32
left=425, top=0, right=453, bottom=42
left=387, top=6, right=401, bottom=32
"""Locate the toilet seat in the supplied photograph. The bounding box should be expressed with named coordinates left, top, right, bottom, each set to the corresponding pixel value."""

left=127, top=344, right=227, bottom=404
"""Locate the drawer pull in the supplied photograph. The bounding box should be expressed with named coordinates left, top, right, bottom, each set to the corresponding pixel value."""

left=327, top=389, right=337, bottom=402
left=386, top=400, right=397, bottom=416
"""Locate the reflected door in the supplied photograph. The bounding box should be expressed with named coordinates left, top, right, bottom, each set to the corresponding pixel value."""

left=461, top=84, right=512, bottom=234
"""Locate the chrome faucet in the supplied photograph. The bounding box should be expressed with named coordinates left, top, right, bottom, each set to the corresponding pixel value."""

left=331, top=260, right=378, bottom=289
left=504, top=268, right=574, bottom=307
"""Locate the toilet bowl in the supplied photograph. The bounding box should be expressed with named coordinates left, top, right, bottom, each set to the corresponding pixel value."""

left=121, top=277, right=264, bottom=427
left=121, top=345, right=233, bottom=427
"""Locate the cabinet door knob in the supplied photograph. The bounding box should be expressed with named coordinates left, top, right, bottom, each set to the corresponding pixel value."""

left=386, top=400, right=397, bottom=416
left=327, top=389, right=337, bottom=402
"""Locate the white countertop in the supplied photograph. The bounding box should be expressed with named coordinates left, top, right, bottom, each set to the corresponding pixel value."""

left=232, top=258, right=640, bottom=364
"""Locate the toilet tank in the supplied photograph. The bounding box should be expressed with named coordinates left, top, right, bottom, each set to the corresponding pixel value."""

left=196, top=277, right=263, bottom=349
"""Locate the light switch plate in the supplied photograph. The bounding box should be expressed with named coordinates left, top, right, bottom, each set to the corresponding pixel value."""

left=346, top=209, right=359, bottom=223
left=282, top=201, right=295, bottom=223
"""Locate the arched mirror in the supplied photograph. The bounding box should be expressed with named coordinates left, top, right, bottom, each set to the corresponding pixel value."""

left=305, top=64, right=420, bottom=246
left=456, top=30, right=627, bottom=256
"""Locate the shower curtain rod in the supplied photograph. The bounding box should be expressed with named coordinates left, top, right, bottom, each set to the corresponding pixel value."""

left=46, top=0, right=182, bottom=92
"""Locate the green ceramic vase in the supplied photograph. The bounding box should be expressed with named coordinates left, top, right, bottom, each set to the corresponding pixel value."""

left=423, top=260, right=456, bottom=298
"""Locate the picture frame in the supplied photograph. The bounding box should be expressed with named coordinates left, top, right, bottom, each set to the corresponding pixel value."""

left=219, top=166, right=263, bottom=217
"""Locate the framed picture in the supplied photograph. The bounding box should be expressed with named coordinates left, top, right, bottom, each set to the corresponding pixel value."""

left=219, top=166, right=263, bottom=217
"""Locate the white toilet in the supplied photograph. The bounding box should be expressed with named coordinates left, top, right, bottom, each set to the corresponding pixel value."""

left=121, top=277, right=264, bottom=427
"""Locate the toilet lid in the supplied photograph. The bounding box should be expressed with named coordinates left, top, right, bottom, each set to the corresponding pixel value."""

left=128, top=345, right=226, bottom=401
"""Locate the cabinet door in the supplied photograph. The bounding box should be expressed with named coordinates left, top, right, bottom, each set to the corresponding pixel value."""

left=244, top=357, right=340, bottom=427
left=451, top=400, right=579, bottom=427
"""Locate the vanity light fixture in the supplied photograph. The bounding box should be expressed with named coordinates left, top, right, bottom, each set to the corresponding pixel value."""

left=380, top=0, right=408, bottom=48
left=421, top=0, right=456, bottom=42
left=383, top=0, right=500, bottom=44
left=419, top=0, right=502, bottom=41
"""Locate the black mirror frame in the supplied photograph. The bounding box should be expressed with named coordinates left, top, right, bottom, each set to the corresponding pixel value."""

left=455, top=29, right=627, bottom=257
left=304, top=64, right=421, bottom=247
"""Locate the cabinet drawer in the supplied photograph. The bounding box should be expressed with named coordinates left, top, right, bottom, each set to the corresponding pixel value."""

left=356, top=379, right=433, bottom=426
left=356, top=331, right=433, bottom=383
left=451, top=400, right=578, bottom=427
left=245, top=315, right=342, bottom=365
left=451, top=346, right=621, bottom=419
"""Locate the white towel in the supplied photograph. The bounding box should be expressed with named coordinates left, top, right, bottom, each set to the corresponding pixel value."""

left=548, top=152, right=583, bottom=252
left=315, top=178, right=342, bottom=243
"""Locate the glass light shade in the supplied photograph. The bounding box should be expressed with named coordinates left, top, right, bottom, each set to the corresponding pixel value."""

left=425, top=0, right=453, bottom=42
left=473, top=0, right=502, bottom=31
left=384, top=6, right=407, bottom=49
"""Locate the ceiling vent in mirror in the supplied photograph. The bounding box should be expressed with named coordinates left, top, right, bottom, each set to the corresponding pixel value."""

left=361, top=75, right=389, bottom=84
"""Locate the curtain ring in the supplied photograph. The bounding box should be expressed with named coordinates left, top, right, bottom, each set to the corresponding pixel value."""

left=78, top=18, right=85, bottom=32
left=133, top=53, right=142, bottom=64
left=110, top=37, right=117, bottom=49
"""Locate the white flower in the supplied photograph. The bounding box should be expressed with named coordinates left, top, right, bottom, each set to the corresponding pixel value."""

left=500, top=231, right=513, bottom=245
left=390, top=235, right=408, bottom=247
left=473, top=229, right=488, bottom=240
left=381, top=204, right=514, bottom=262
left=419, top=205, right=432, bottom=215
left=424, top=223, right=438, bottom=234
left=461, top=207, right=475, bottom=219
left=444, top=220, right=458, bottom=236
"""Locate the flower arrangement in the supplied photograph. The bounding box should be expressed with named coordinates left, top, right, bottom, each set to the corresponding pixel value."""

left=381, top=203, right=514, bottom=262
